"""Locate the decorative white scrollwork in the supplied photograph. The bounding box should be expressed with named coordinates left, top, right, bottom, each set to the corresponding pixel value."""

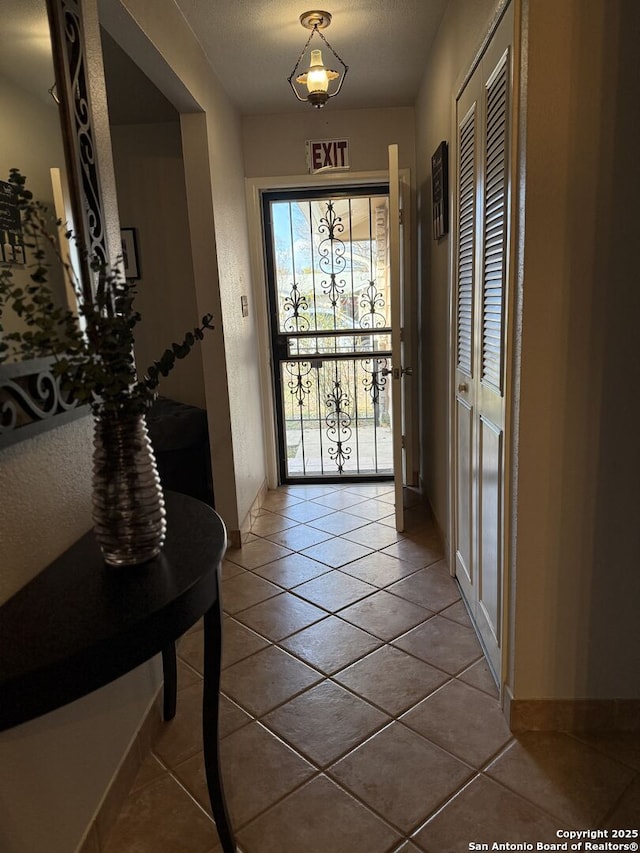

left=0, top=365, right=81, bottom=443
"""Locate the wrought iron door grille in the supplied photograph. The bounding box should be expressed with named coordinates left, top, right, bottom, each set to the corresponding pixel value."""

left=265, top=189, right=393, bottom=480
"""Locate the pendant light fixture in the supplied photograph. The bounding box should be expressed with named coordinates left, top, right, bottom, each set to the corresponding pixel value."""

left=288, top=11, right=348, bottom=108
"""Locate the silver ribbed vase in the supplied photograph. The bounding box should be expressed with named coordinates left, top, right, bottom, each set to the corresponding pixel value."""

left=92, top=412, right=166, bottom=566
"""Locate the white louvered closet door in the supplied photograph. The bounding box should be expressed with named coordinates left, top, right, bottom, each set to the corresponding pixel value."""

left=453, top=2, right=513, bottom=683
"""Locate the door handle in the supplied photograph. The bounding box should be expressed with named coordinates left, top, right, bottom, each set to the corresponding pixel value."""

left=458, top=383, right=468, bottom=393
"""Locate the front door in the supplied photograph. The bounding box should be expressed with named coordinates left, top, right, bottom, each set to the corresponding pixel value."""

left=263, top=185, right=397, bottom=488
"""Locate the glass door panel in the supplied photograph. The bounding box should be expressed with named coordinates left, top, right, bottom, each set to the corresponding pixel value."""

left=264, top=187, right=393, bottom=481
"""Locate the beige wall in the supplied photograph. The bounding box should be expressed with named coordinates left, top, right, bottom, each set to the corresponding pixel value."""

left=510, top=0, right=640, bottom=699
left=414, top=0, right=499, bottom=535
left=110, top=121, right=207, bottom=409
left=0, top=418, right=93, bottom=605
left=243, top=107, right=416, bottom=178
left=104, top=0, right=267, bottom=533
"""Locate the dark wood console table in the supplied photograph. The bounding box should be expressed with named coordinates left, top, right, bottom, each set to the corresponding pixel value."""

left=0, top=491, right=236, bottom=852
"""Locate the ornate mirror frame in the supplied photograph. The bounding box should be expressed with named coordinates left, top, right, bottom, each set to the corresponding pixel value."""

left=0, top=0, right=106, bottom=449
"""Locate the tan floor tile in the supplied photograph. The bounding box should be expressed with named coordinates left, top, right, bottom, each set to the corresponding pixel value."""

left=260, top=490, right=304, bottom=511
left=394, top=615, right=482, bottom=674
left=381, top=538, right=443, bottom=568
left=221, top=560, right=245, bottom=581
left=219, top=695, right=253, bottom=738
left=222, top=722, right=316, bottom=827
left=294, top=569, right=377, bottom=611
left=301, top=537, right=374, bottom=568
left=603, top=775, right=640, bottom=828
left=264, top=525, right=333, bottom=551
left=440, top=598, right=474, bottom=628
left=379, top=513, right=402, bottom=528
left=237, top=775, right=402, bottom=853
left=334, top=645, right=449, bottom=715
left=233, top=592, right=327, bottom=641
left=174, top=722, right=315, bottom=827
left=347, top=498, right=399, bottom=521
left=414, top=774, right=560, bottom=852
left=111, top=483, right=614, bottom=853
left=401, top=680, right=513, bottom=767
left=130, top=753, right=167, bottom=793
left=340, top=590, right=433, bottom=641
left=329, top=722, right=473, bottom=833
left=178, top=629, right=206, bottom=674
left=153, top=681, right=204, bottom=766
left=249, top=511, right=297, bottom=536
left=312, top=491, right=368, bottom=510
left=177, top=658, right=202, bottom=690
left=225, top=539, right=293, bottom=571
left=342, top=521, right=404, bottom=549
left=277, top=501, right=336, bottom=523
left=339, top=551, right=419, bottom=587
left=457, top=658, right=499, bottom=697
left=221, top=645, right=322, bottom=716
left=571, top=731, right=640, bottom=772
left=404, top=505, right=439, bottom=535
left=222, top=617, right=270, bottom=668
left=283, top=484, right=341, bottom=498
left=263, top=680, right=389, bottom=766
left=280, top=615, right=382, bottom=674
left=102, top=773, right=218, bottom=853
left=308, top=511, right=371, bottom=535
left=343, top=483, right=395, bottom=497
left=252, top=552, right=330, bottom=588
left=387, top=564, right=461, bottom=612
left=486, top=732, right=636, bottom=827
left=221, top=573, right=281, bottom=614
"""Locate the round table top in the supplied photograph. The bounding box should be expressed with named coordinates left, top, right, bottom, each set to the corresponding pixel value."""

left=0, top=491, right=226, bottom=731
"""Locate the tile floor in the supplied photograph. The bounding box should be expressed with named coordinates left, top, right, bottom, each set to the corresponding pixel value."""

left=104, top=483, right=640, bottom=852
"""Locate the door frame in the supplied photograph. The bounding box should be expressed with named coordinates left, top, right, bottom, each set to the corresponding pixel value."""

left=447, top=0, right=524, bottom=696
left=246, top=169, right=414, bottom=489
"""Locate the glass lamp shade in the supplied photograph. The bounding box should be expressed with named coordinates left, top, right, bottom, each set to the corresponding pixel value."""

left=296, top=49, right=340, bottom=106
left=289, top=28, right=347, bottom=108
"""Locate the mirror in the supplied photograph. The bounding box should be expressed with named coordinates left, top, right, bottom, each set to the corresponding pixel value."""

left=0, top=0, right=103, bottom=447
left=0, top=0, right=81, bottom=363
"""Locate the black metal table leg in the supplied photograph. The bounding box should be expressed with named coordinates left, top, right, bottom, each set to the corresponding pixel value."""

left=161, top=643, right=177, bottom=721
left=203, top=599, right=236, bottom=852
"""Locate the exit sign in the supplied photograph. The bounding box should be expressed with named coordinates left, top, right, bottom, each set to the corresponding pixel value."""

left=307, top=138, right=350, bottom=174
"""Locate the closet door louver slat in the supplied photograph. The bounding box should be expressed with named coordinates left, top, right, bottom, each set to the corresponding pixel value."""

left=481, top=59, right=509, bottom=391
left=456, top=106, right=477, bottom=376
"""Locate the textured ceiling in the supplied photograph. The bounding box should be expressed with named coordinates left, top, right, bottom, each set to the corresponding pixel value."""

left=172, top=0, right=448, bottom=115
left=2, top=1, right=448, bottom=122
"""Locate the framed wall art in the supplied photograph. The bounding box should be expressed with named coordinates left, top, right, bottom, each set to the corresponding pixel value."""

left=121, top=227, right=140, bottom=279
left=431, top=141, right=449, bottom=240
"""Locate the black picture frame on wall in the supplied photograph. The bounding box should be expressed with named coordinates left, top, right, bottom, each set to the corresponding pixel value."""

left=121, top=227, right=141, bottom=279
left=431, top=140, right=449, bottom=240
